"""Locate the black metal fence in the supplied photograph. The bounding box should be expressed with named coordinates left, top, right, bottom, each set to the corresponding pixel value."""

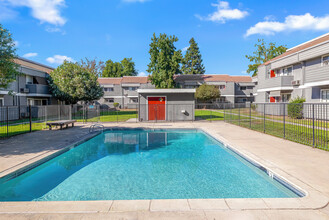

left=223, top=103, right=329, bottom=151
left=1, top=103, right=329, bottom=151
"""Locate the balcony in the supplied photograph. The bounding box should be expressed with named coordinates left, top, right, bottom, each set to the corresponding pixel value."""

left=124, top=90, right=138, bottom=97
left=259, top=76, right=294, bottom=90
left=25, top=84, right=50, bottom=95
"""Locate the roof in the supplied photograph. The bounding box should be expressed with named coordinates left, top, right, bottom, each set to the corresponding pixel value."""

left=137, top=89, right=196, bottom=94
left=121, top=76, right=149, bottom=84
left=174, top=74, right=252, bottom=83
left=98, top=74, right=252, bottom=85
left=15, top=57, right=54, bottom=73
left=262, top=32, right=329, bottom=66
left=97, top=78, right=122, bottom=85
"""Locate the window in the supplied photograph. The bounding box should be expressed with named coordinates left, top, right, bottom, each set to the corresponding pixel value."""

left=103, top=87, right=114, bottom=92
left=27, top=98, right=48, bottom=106
left=247, top=86, right=253, bottom=89
left=26, top=75, right=33, bottom=84
left=0, top=98, right=3, bottom=107
left=128, top=87, right=138, bottom=91
left=321, top=90, right=329, bottom=102
left=219, top=85, right=225, bottom=89
left=105, top=98, right=114, bottom=103
left=282, top=66, right=293, bottom=76
left=240, top=86, right=246, bottom=90
left=322, top=55, right=329, bottom=66
left=281, top=94, right=291, bottom=102
left=130, top=98, right=138, bottom=103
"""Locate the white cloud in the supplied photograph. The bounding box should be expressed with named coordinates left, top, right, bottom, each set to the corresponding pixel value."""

left=246, top=13, right=329, bottom=37
left=14, top=40, right=19, bottom=47
left=0, top=4, right=18, bottom=21
left=46, top=55, right=75, bottom=65
left=138, top=72, right=148, bottom=76
left=196, top=1, right=248, bottom=23
left=182, top=46, right=189, bottom=52
left=45, top=27, right=66, bottom=35
left=23, top=52, right=38, bottom=58
left=3, top=0, right=66, bottom=26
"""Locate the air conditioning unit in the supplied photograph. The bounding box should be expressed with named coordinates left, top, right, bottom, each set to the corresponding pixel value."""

left=20, top=88, right=30, bottom=93
left=291, top=80, right=300, bottom=86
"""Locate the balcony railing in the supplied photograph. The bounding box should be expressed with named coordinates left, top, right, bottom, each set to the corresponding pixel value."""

left=25, top=84, right=50, bottom=94
left=259, top=76, right=294, bottom=89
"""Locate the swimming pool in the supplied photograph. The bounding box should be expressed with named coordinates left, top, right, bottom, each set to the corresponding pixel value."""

left=0, top=129, right=303, bottom=201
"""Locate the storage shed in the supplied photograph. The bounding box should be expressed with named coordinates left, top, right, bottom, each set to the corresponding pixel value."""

left=137, top=89, right=196, bottom=122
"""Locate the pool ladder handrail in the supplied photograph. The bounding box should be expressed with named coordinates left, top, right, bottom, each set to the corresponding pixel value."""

left=89, top=124, right=105, bottom=133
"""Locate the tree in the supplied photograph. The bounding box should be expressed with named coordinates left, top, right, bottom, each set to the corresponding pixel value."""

left=80, top=58, right=104, bottom=77
left=48, top=61, right=104, bottom=104
left=0, top=24, right=19, bottom=89
left=147, top=33, right=182, bottom=88
left=195, top=84, right=220, bottom=102
left=182, top=38, right=205, bottom=75
left=102, top=58, right=137, bottom=77
left=245, top=39, right=287, bottom=76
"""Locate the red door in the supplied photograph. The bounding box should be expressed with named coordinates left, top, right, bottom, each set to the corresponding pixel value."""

left=148, top=97, right=166, bottom=121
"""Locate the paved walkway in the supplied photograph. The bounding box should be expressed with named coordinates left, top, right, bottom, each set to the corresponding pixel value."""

left=0, top=122, right=328, bottom=219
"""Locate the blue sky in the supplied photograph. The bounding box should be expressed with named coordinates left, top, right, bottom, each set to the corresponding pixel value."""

left=1, top=0, right=329, bottom=76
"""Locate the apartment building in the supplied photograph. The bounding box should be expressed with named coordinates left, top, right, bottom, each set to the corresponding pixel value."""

left=97, top=76, right=155, bottom=108
left=255, top=33, right=329, bottom=103
left=174, top=74, right=254, bottom=103
left=0, top=57, right=57, bottom=107
left=98, top=74, right=254, bottom=107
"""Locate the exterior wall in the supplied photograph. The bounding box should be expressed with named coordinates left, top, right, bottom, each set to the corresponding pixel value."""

left=99, top=82, right=155, bottom=109
left=138, top=93, right=195, bottom=121
left=304, top=57, right=328, bottom=83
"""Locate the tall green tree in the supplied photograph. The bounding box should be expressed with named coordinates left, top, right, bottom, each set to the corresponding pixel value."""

left=0, top=24, right=19, bottom=89
left=48, top=61, right=104, bottom=104
left=246, top=39, right=287, bottom=76
left=102, top=58, right=137, bottom=77
left=147, top=33, right=182, bottom=88
left=182, top=38, right=205, bottom=75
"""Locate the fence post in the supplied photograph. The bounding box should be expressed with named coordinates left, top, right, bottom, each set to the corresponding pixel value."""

left=249, top=103, right=251, bottom=128
left=312, top=104, right=315, bottom=147
left=238, top=105, right=240, bottom=126
left=263, top=104, right=266, bottom=133
left=29, top=105, right=32, bottom=132
left=69, top=105, right=72, bottom=120
left=223, top=103, right=226, bottom=122
left=283, top=103, right=286, bottom=138
left=6, top=106, right=9, bottom=137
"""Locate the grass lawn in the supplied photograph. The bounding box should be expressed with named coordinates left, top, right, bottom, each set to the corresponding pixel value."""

left=0, top=122, right=45, bottom=138
left=194, top=110, right=224, bottom=121
left=228, top=118, right=329, bottom=151
left=76, top=110, right=138, bottom=122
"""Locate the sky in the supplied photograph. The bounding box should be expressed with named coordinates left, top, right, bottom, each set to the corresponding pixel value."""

left=1, top=0, right=329, bottom=76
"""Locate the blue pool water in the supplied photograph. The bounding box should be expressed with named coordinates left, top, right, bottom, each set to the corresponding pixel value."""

left=0, top=129, right=300, bottom=201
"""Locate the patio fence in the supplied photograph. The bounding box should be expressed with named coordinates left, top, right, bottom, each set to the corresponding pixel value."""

left=1, top=103, right=329, bottom=151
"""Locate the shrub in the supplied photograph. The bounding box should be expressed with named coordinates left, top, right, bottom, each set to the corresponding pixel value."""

left=113, top=103, right=119, bottom=108
left=195, top=84, right=220, bottom=102
left=251, top=103, right=257, bottom=111
left=287, top=96, right=305, bottom=119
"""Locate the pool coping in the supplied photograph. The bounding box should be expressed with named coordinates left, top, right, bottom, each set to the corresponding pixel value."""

left=0, top=124, right=328, bottom=213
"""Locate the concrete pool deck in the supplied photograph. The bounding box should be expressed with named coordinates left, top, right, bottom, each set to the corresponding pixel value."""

left=0, top=122, right=328, bottom=219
